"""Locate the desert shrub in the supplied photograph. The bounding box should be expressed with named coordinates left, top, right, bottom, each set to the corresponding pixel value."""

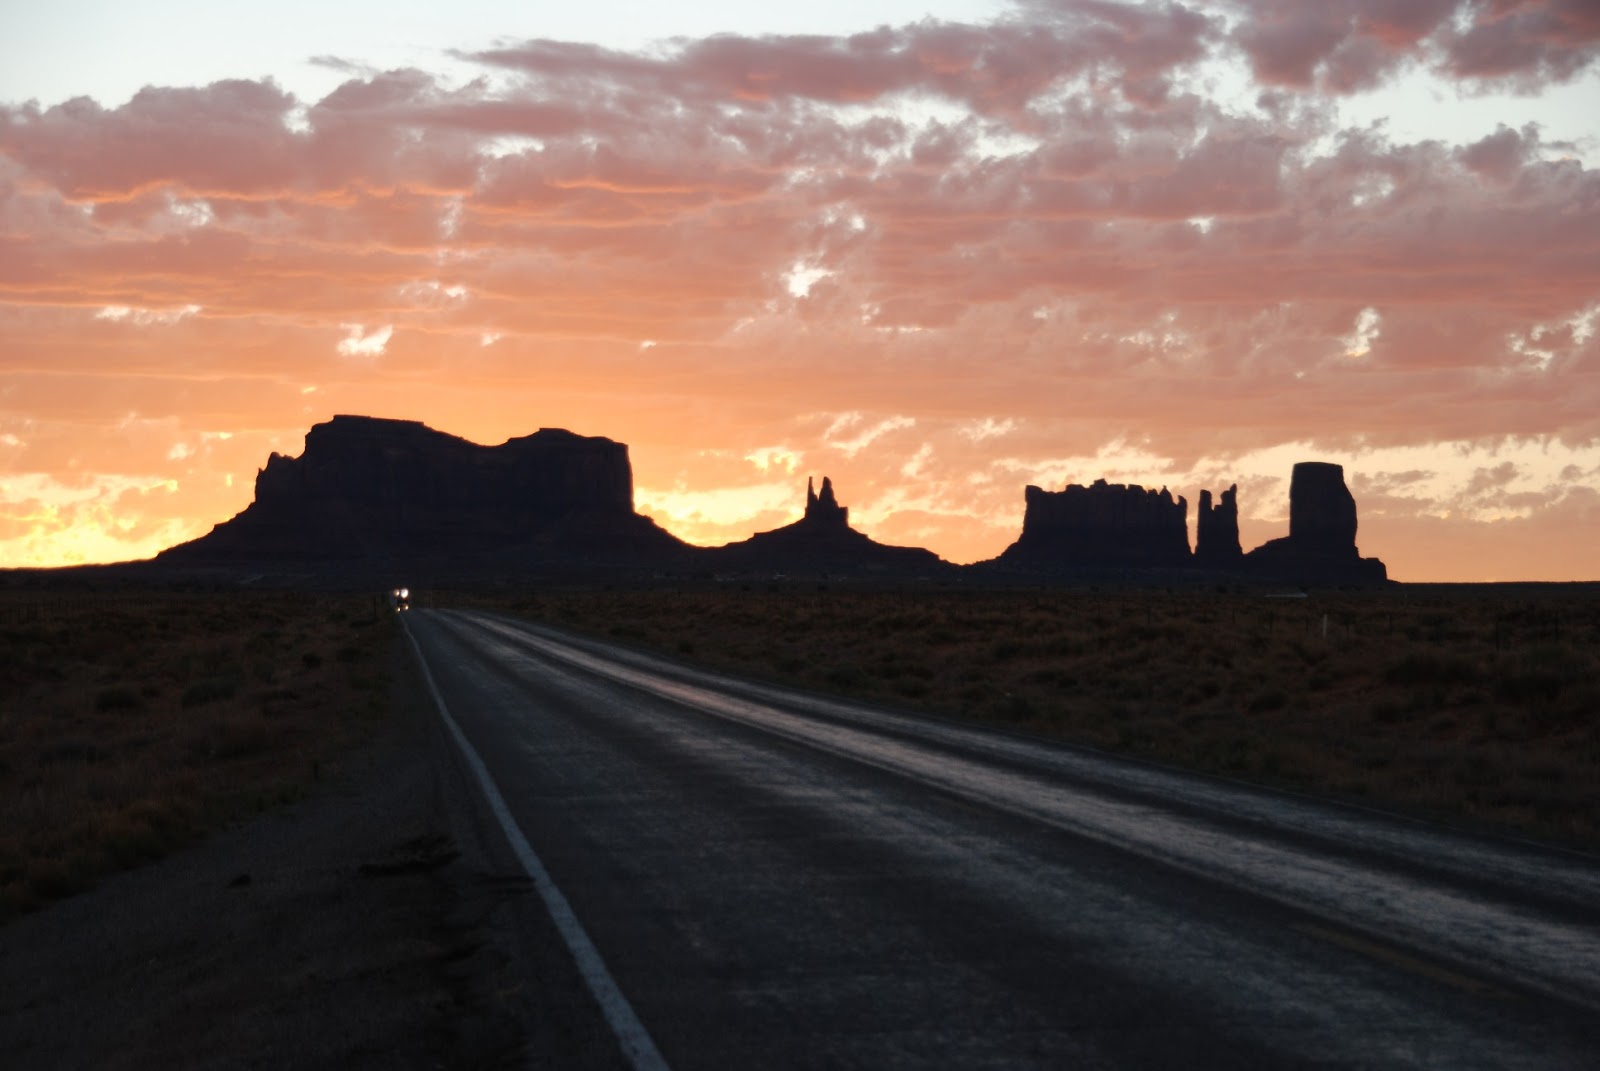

left=95, top=685, right=142, bottom=712
left=825, top=665, right=869, bottom=690
left=2, top=590, right=398, bottom=921
left=1288, top=640, right=1328, bottom=666
left=1452, top=752, right=1500, bottom=789
left=1248, top=689, right=1288, bottom=714
left=1495, top=644, right=1587, bottom=706
left=1383, top=651, right=1479, bottom=687
left=1552, top=681, right=1600, bottom=725
left=1002, top=693, right=1036, bottom=719
left=211, top=714, right=276, bottom=759
left=181, top=674, right=241, bottom=708
left=27, top=858, right=91, bottom=901
left=40, top=738, right=104, bottom=764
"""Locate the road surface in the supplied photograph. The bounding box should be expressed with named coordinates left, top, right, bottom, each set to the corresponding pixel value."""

left=404, top=608, right=1600, bottom=1070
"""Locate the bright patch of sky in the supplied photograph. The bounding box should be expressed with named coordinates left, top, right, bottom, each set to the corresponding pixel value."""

left=1221, top=439, right=1600, bottom=524
left=848, top=483, right=970, bottom=530
left=336, top=323, right=393, bottom=358
left=744, top=446, right=803, bottom=474
left=636, top=480, right=799, bottom=529
left=993, top=438, right=1176, bottom=491
left=96, top=304, right=202, bottom=326
left=824, top=413, right=917, bottom=458
left=900, top=442, right=935, bottom=478
left=1342, top=307, right=1381, bottom=360
left=1335, top=65, right=1600, bottom=162
left=960, top=417, right=1017, bottom=442
left=0, top=471, right=194, bottom=566
left=783, top=262, right=833, bottom=299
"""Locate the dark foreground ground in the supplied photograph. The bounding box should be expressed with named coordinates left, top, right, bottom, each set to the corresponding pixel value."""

left=2, top=578, right=1596, bottom=1066
left=0, top=639, right=624, bottom=1070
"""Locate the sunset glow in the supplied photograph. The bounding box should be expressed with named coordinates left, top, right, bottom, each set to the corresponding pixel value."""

left=2, top=1, right=1597, bottom=580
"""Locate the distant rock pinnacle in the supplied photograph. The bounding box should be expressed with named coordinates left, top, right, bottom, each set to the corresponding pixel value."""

left=804, top=476, right=849, bottom=528
left=1195, top=484, right=1243, bottom=566
left=1245, top=462, right=1386, bottom=584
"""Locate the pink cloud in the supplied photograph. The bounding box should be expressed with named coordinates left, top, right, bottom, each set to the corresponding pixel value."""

left=1233, top=0, right=1456, bottom=90
left=468, top=7, right=1216, bottom=118
left=1233, top=0, right=1599, bottom=92
left=1458, top=123, right=1536, bottom=184
left=0, top=81, right=302, bottom=200
left=1444, top=0, right=1600, bottom=85
left=1, top=5, right=1597, bottom=575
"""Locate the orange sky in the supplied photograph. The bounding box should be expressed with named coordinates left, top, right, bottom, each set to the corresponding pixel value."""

left=2, top=1, right=1598, bottom=581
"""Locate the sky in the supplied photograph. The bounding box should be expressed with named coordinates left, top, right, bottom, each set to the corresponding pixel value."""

left=1, top=0, right=1597, bottom=581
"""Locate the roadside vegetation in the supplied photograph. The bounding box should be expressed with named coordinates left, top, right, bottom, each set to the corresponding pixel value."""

left=468, top=586, right=1600, bottom=849
left=0, top=589, right=393, bottom=922
left=9, top=581, right=1591, bottom=923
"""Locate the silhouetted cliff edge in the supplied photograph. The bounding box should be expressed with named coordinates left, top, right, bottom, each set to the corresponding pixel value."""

left=157, top=415, right=687, bottom=566
left=997, top=480, right=1191, bottom=569
left=980, top=463, right=1387, bottom=585
left=1244, top=462, right=1387, bottom=585
left=146, top=415, right=1386, bottom=587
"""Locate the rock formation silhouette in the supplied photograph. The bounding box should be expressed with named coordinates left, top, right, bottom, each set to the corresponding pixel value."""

left=709, top=476, right=947, bottom=575
left=158, top=415, right=686, bottom=565
left=996, top=479, right=1192, bottom=570
left=805, top=476, right=849, bottom=528
left=143, top=414, right=1389, bottom=587
left=1194, top=484, right=1243, bottom=567
left=1245, top=462, right=1386, bottom=584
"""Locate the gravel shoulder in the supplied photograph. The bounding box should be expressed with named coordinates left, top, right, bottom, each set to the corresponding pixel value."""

left=0, top=636, right=623, bottom=1070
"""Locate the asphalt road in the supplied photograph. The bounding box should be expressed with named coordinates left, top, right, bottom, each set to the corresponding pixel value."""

left=405, top=608, right=1600, bottom=1070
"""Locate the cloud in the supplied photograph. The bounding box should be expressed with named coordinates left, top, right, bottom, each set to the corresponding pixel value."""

left=825, top=414, right=917, bottom=457
left=0, top=472, right=199, bottom=566
left=466, top=6, right=1216, bottom=117
left=1, top=4, right=1598, bottom=577
left=1233, top=0, right=1458, bottom=92
left=1231, top=0, right=1600, bottom=93
left=1458, top=123, right=1534, bottom=184
left=95, top=303, right=202, bottom=325
left=744, top=446, right=803, bottom=474
left=960, top=417, right=1017, bottom=442
left=1442, top=0, right=1600, bottom=86
left=336, top=323, right=393, bottom=357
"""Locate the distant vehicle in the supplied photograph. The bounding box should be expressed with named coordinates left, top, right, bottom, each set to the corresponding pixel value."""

left=390, top=587, right=411, bottom=612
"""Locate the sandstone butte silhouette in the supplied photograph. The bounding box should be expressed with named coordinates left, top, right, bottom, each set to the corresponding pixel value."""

left=708, top=476, right=946, bottom=575
left=156, top=415, right=689, bottom=566
left=993, top=462, right=1387, bottom=584
left=157, top=415, right=1387, bottom=585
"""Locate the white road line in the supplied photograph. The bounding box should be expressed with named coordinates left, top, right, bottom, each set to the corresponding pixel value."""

left=403, top=617, right=670, bottom=1071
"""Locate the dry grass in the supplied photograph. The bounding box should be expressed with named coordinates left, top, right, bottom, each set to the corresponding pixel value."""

left=0, top=589, right=394, bottom=922
left=468, top=586, right=1600, bottom=849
